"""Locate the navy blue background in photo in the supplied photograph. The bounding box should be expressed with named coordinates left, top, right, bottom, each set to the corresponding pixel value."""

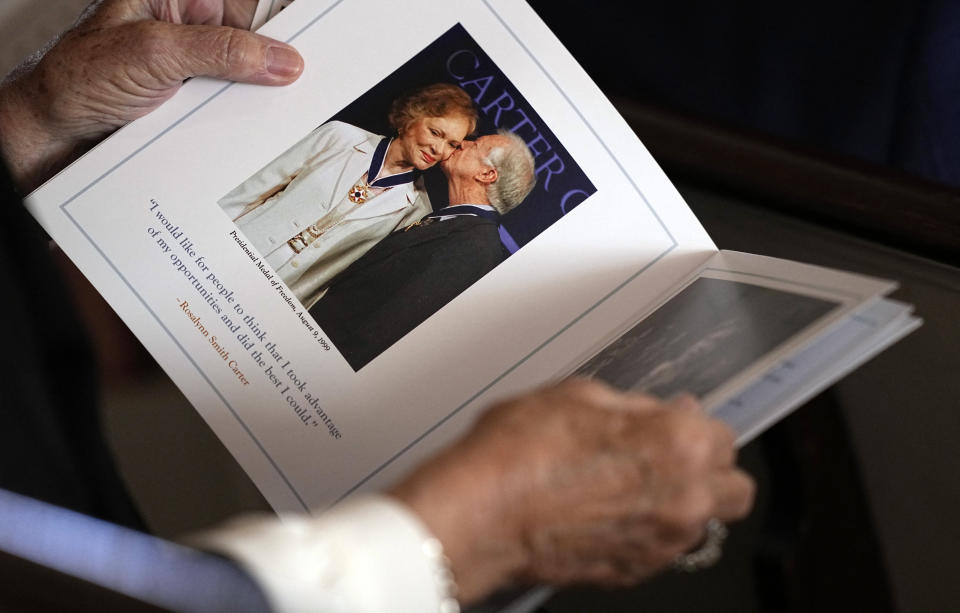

left=329, top=24, right=596, bottom=254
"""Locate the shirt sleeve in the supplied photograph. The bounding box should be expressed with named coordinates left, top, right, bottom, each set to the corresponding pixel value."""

left=191, top=495, right=456, bottom=613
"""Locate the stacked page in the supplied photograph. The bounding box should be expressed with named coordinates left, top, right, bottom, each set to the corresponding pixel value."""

left=26, top=0, right=918, bottom=514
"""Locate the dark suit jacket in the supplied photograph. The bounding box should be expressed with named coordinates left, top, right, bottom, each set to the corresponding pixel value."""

left=0, top=162, right=143, bottom=528
left=309, top=215, right=506, bottom=370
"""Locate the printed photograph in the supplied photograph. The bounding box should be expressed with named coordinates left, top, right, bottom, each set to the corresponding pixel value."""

left=220, top=24, right=596, bottom=370
left=575, top=278, right=840, bottom=399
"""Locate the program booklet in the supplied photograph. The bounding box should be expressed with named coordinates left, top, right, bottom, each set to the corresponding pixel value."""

left=26, top=0, right=919, bottom=515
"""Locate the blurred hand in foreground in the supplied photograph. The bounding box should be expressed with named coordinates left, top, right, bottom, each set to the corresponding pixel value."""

left=391, top=379, right=755, bottom=604
left=0, top=0, right=304, bottom=191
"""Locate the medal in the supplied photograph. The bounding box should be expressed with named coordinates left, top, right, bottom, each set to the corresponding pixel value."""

left=347, top=137, right=418, bottom=205
left=348, top=180, right=370, bottom=204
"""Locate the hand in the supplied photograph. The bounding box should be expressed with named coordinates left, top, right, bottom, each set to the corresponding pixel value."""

left=0, top=0, right=304, bottom=191
left=391, top=379, right=755, bottom=604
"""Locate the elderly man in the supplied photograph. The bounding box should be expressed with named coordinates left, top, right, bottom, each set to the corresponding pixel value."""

left=309, top=130, right=535, bottom=370
left=0, top=1, right=753, bottom=612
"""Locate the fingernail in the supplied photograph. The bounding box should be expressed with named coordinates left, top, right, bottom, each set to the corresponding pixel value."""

left=266, top=46, right=303, bottom=78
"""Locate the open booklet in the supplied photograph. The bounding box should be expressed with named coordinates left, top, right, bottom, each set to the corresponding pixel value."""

left=25, top=0, right=919, bottom=515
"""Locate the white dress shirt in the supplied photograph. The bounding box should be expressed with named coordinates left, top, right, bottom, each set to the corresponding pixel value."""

left=195, top=495, right=457, bottom=613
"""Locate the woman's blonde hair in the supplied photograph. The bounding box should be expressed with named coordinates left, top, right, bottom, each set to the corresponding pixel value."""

left=388, top=83, right=477, bottom=135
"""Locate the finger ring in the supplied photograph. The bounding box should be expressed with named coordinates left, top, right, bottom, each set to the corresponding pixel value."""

left=672, top=518, right=728, bottom=572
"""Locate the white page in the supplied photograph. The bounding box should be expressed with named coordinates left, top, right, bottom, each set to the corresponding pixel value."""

left=26, top=0, right=717, bottom=512
left=711, top=299, right=920, bottom=444
left=563, top=250, right=896, bottom=396
left=563, top=250, right=906, bottom=438
left=694, top=250, right=897, bottom=407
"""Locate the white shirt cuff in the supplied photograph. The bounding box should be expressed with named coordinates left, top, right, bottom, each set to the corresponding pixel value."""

left=192, top=495, right=457, bottom=613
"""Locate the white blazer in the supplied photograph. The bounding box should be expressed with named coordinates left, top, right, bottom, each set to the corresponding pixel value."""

left=219, top=121, right=432, bottom=307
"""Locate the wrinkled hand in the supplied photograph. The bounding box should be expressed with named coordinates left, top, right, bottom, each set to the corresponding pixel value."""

left=0, top=0, right=303, bottom=191
left=391, top=379, right=755, bottom=604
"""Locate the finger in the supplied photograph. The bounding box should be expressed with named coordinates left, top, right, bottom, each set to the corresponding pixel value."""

left=616, top=519, right=700, bottom=563
left=158, top=22, right=304, bottom=84
left=92, top=0, right=223, bottom=27
left=706, top=419, right=737, bottom=467
left=72, top=0, right=141, bottom=30
left=565, top=378, right=667, bottom=415
left=222, top=0, right=261, bottom=29
left=574, top=558, right=658, bottom=587
left=708, top=468, right=755, bottom=522
left=650, top=518, right=707, bottom=558
left=177, top=0, right=226, bottom=25
left=527, top=524, right=669, bottom=586
left=664, top=392, right=701, bottom=412
left=665, top=397, right=737, bottom=467
left=617, top=390, right=669, bottom=414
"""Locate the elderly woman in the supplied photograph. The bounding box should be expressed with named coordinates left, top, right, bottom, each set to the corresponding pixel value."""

left=219, top=83, right=477, bottom=306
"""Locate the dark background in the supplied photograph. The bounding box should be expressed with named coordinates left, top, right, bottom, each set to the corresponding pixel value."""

left=528, top=0, right=959, bottom=190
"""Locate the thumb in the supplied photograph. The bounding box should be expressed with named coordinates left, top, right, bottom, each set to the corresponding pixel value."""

left=159, top=23, right=304, bottom=85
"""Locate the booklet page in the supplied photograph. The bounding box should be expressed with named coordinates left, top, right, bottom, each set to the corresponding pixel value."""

left=569, top=250, right=908, bottom=436
left=26, top=0, right=717, bottom=511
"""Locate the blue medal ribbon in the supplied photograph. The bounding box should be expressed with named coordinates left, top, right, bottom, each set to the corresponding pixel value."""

left=366, top=137, right=417, bottom=188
